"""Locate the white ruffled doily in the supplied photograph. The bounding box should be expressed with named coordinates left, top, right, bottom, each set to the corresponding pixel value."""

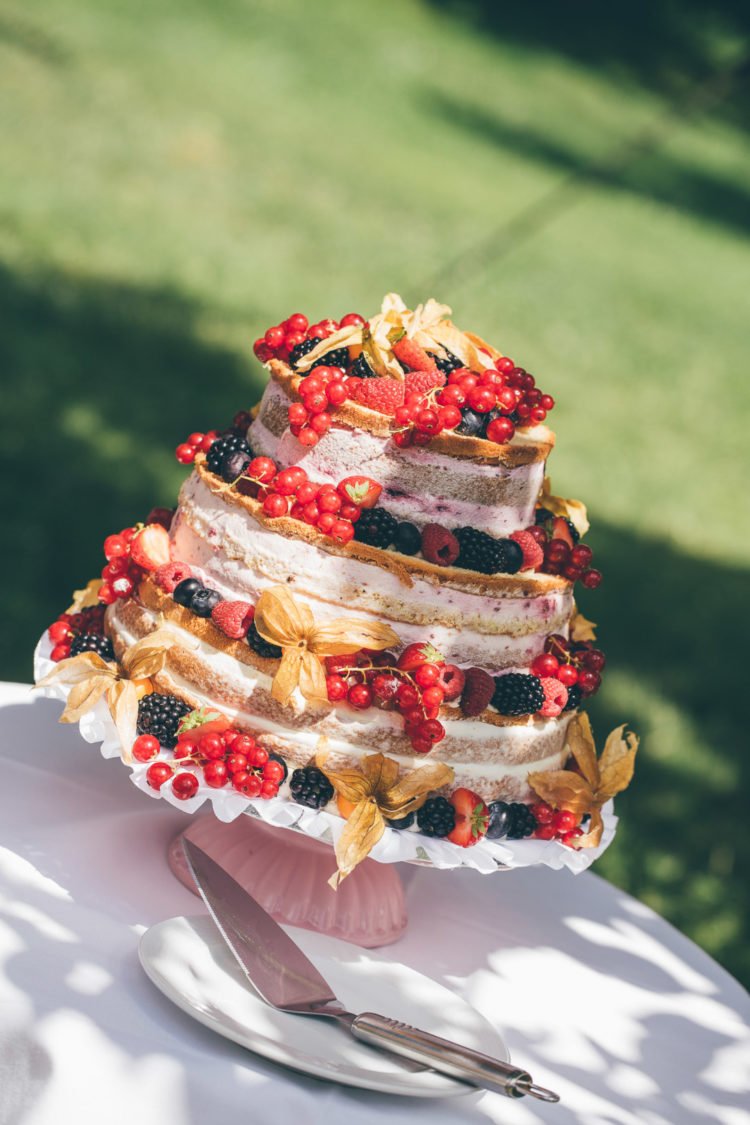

left=34, top=633, right=617, bottom=874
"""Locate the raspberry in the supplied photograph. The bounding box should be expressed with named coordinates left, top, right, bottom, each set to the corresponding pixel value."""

left=404, top=369, right=446, bottom=400
left=459, top=667, right=495, bottom=716
left=348, top=377, right=405, bottom=416
left=421, top=523, right=459, bottom=567
left=154, top=561, right=193, bottom=593
left=211, top=600, right=255, bottom=639
left=538, top=677, right=569, bottom=717
left=510, top=530, right=545, bottom=571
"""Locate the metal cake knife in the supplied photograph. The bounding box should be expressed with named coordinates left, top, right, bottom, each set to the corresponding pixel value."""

left=182, top=839, right=559, bottom=1103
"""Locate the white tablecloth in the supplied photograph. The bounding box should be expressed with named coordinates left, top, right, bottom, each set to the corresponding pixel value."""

left=1, top=682, right=748, bottom=1125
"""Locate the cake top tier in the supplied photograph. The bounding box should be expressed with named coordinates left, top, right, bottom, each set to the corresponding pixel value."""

left=253, top=293, right=557, bottom=454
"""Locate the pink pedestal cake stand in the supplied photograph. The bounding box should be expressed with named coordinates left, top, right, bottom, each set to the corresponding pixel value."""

left=167, top=814, right=408, bottom=948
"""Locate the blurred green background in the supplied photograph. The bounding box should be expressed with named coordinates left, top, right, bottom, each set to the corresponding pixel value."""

left=2, top=0, right=749, bottom=984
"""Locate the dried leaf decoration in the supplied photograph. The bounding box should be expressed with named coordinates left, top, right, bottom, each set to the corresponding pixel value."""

left=569, top=606, right=597, bottom=643
left=316, top=751, right=454, bottom=886
left=253, top=586, right=399, bottom=708
left=66, top=579, right=103, bottom=614
left=528, top=714, right=639, bottom=848
left=37, top=628, right=178, bottom=761
left=540, top=477, right=590, bottom=539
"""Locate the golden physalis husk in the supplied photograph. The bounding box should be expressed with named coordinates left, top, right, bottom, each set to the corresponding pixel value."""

left=528, top=713, right=638, bottom=848
left=36, top=627, right=178, bottom=761
left=317, top=751, right=454, bottom=886
left=569, top=606, right=597, bottom=643
left=66, top=579, right=103, bottom=614
left=540, top=477, right=590, bottom=538
left=253, top=586, right=399, bottom=709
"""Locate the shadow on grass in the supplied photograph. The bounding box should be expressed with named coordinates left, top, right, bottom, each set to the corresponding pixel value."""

left=1, top=257, right=747, bottom=983
left=0, top=260, right=266, bottom=681
left=424, top=87, right=750, bottom=239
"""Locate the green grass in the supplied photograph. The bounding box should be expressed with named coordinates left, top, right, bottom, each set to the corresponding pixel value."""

left=1, top=0, right=749, bottom=983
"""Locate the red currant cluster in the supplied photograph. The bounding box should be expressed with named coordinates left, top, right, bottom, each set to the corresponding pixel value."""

left=530, top=801, right=584, bottom=846
left=135, top=720, right=286, bottom=802
left=287, top=366, right=351, bottom=446
left=525, top=516, right=602, bottom=589
left=532, top=635, right=606, bottom=698
left=47, top=605, right=107, bottom=662
left=175, top=429, right=220, bottom=466
left=325, top=643, right=465, bottom=754
left=253, top=312, right=365, bottom=365
left=98, top=526, right=143, bottom=604
left=391, top=382, right=463, bottom=447
left=253, top=462, right=363, bottom=545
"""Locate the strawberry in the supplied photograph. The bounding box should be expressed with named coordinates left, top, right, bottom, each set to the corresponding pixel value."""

left=211, top=600, right=255, bottom=639
left=421, top=523, right=460, bottom=567
left=130, top=524, right=171, bottom=572
left=397, top=642, right=445, bottom=672
left=404, top=369, right=446, bottom=400
left=436, top=663, right=465, bottom=701
left=348, top=377, right=405, bottom=416
left=336, top=476, right=383, bottom=509
left=447, top=788, right=489, bottom=847
left=154, top=561, right=192, bottom=593
left=460, top=667, right=495, bottom=716
left=550, top=516, right=575, bottom=550
left=538, top=677, right=569, bottom=718
left=176, top=708, right=231, bottom=741
left=510, top=529, right=545, bottom=570
left=392, top=335, right=440, bottom=374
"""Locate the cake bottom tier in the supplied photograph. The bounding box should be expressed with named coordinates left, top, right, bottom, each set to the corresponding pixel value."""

left=107, top=598, right=573, bottom=805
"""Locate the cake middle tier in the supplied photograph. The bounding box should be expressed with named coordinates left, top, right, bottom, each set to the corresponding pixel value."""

left=173, top=466, right=574, bottom=672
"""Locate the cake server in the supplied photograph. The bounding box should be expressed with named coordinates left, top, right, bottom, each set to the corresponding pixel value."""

left=182, top=839, right=559, bottom=1103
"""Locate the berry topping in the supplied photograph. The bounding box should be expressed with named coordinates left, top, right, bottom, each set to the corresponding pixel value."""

left=393, top=522, right=421, bottom=555
left=69, top=633, right=115, bottom=661
left=487, top=801, right=538, bottom=840
left=538, top=677, right=570, bottom=718
left=404, top=369, right=446, bottom=399
left=392, top=336, right=440, bottom=374
left=205, top=434, right=252, bottom=477
left=288, top=338, right=320, bottom=368
left=386, top=811, right=416, bottom=830
left=137, top=693, right=192, bottom=748
left=132, top=734, right=159, bottom=762
left=435, top=663, right=465, bottom=701
left=130, top=524, right=171, bottom=573
left=353, top=507, right=399, bottom=549
left=510, top=530, right=545, bottom=571
left=416, top=796, right=456, bottom=838
left=172, top=772, right=200, bottom=801
left=246, top=622, right=282, bottom=660
left=459, top=667, right=495, bottom=716
left=447, top=788, right=490, bottom=847
left=173, top=577, right=203, bottom=607
left=349, top=377, right=405, bottom=416
left=350, top=353, right=376, bottom=378
left=397, top=642, right=445, bottom=672
left=455, top=409, right=486, bottom=437
left=420, top=523, right=460, bottom=567
left=454, top=527, right=524, bottom=575
left=336, top=476, right=382, bottom=509
left=189, top=587, right=223, bottom=618
left=491, top=673, right=545, bottom=717
left=155, top=561, right=193, bottom=593
left=289, top=765, right=335, bottom=809
left=211, top=600, right=255, bottom=639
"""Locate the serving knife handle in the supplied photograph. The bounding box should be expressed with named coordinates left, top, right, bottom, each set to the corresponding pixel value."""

left=350, top=1012, right=558, bottom=1101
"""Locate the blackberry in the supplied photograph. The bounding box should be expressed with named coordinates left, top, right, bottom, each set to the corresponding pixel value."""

left=507, top=802, right=538, bottom=840
left=492, top=673, right=545, bottom=717
left=311, top=346, right=349, bottom=371
left=206, top=433, right=252, bottom=477
left=386, top=811, right=415, bottom=830
left=454, top=528, right=523, bottom=575
left=394, top=521, right=421, bottom=556
left=288, top=338, right=319, bottom=368
left=353, top=508, right=398, bottom=549
left=136, top=692, right=192, bottom=748
left=69, top=632, right=114, bottom=661
left=289, top=765, right=334, bottom=809
left=350, top=353, right=376, bottom=378
left=563, top=684, right=582, bottom=712
left=455, top=409, right=485, bottom=437
left=189, top=587, right=223, bottom=618
left=174, top=578, right=203, bottom=607
left=221, top=449, right=251, bottom=483
left=429, top=349, right=463, bottom=376
left=417, top=797, right=455, bottom=838
left=247, top=622, right=282, bottom=660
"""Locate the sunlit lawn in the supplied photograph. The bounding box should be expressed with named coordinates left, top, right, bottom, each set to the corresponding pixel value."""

left=1, top=0, right=748, bottom=983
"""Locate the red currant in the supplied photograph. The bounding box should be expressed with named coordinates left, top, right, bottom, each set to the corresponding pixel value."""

left=48, top=620, right=71, bottom=643
left=330, top=519, right=354, bottom=544
left=534, top=824, right=557, bottom=840
left=437, top=405, right=462, bottom=430
left=249, top=745, right=269, bottom=768
left=540, top=394, right=555, bottom=410
left=347, top=683, right=373, bottom=710
left=297, top=427, right=319, bottom=447
left=236, top=773, right=262, bottom=798
left=225, top=752, right=249, bottom=774
left=264, top=326, right=285, bottom=350
left=263, top=760, right=286, bottom=783
left=396, top=683, right=420, bottom=710
left=203, top=760, right=229, bottom=788
left=372, top=673, right=400, bottom=703
left=103, top=534, right=127, bottom=560
left=326, top=381, right=348, bottom=406
left=438, top=384, right=466, bottom=407
left=582, top=649, right=606, bottom=672
left=262, top=494, right=287, bottom=519
left=556, top=663, right=579, bottom=686
left=175, top=443, right=196, bottom=464
left=146, top=762, right=173, bottom=789
left=199, top=732, right=225, bottom=760
left=495, top=356, right=514, bottom=373
left=421, top=685, right=445, bottom=710
left=132, top=734, right=159, bottom=762
left=581, top=568, right=602, bottom=589
left=310, top=412, right=332, bottom=435
left=570, top=544, right=593, bottom=568
left=260, top=779, right=279, bottom=799
left=416, top=718, right=445, bottom=745
left=531, top=653, right=559, bottom=678
left=50, top=642, right=72, bottom=661
left=485, top=417, right=515, bottom=444
left=288, top=403, right=309, bottom=427
left=414, top=663, right=439, bottom=688
left=578, top=669, right=601, bottom=695
left=171, top=772, right=199, bottom=800
left=530, top=801, right=555, bottom=825
left=553, top=809, right=578, bottom=833
left=286, top=313, right=309, bottom=334
left=275, top=467, right=306, bottom=495
left=467, top=387, right=496, bottom=414
left=340, top=313, right=365, bottom=327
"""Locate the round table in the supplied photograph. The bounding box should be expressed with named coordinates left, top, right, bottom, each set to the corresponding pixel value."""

left=1, top=682, right=748, bottom=1125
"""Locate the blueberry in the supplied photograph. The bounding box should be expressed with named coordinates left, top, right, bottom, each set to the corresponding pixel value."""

left=189, top=587, right=223, bottom=617
left=173, top=578, right=203, bottom=607
left=386, top=811, right=415, bottom=830
left=394, top=522, right=421, bottom=556
left=497, top=538, right=524, bottom=574
left=455, top=409, right=485, bottom=437
left=487, top=801, right=511, bottom=839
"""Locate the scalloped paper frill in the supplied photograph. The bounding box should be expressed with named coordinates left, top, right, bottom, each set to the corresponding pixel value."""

left=33, top=633, right=617, bottom=874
